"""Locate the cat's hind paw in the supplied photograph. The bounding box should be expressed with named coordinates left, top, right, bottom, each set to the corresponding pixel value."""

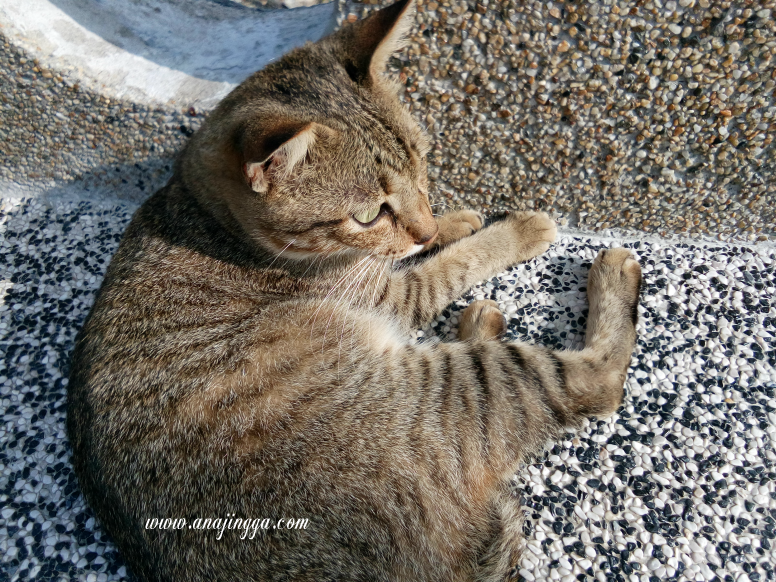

left=587, top=247, right=642, bottom=330
left=458, top=300, right=506, bottom=341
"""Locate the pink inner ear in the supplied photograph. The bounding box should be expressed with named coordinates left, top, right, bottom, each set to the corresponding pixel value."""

left=244, top=162, right=269, bottom=193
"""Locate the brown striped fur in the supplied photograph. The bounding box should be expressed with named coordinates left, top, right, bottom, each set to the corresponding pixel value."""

left=67, top=2, right=642, bottom=580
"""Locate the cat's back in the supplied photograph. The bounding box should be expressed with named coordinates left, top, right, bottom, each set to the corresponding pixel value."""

left=66, top=182, right=341, bottom=580
left=68, top=180, right=322, bottom=425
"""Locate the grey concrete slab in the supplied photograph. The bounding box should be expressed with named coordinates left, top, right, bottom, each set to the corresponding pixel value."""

left=0, top=0, right=337, bottom=108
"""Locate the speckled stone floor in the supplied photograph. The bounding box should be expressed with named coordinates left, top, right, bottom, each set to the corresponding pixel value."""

left=1, top=194, right=775, bottom=581
left=1, top=1, right=776, bottom=581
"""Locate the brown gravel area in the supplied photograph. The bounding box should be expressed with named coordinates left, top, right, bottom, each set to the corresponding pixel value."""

left=0, top=34, right=202, bottom=201
left=2, top=1, right=775, bottom=241
left=341, top=0, right=776, bottom=242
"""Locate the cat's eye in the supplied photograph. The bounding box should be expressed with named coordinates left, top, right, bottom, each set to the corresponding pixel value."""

left=353, top=206, right=382, bottom=226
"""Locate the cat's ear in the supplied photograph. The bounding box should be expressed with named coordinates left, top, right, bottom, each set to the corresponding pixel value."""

left=340, top=0, right=416, bottom=85
left=240, top=122, right=317, bottom=194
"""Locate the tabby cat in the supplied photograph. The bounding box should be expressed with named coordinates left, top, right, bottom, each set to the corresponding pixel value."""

left=67, top=1, right=642, bottom=580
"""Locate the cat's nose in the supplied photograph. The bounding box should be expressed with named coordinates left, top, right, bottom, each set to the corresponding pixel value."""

left=410, top=223, right=438, bottom=246
left=400, top=196, right=438, bottom=245
left=415, top=228, right=438, bottom=246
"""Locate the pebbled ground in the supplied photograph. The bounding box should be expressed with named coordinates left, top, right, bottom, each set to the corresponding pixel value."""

left=1, top=193, right=774, bottom=582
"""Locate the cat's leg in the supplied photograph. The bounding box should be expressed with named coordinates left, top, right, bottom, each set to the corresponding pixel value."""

left=458, top=300, right=506, bottom=341
left=431, top=210, right=484, bottom=248
left=552, top=247, right=641, bottom=418
left=512, top=247, right=642, bottom=422
left=309, top=252, right=637, bottom=579
left=475, top=488, right=524, bottom=582
left=383, top=211, right=557, bottom=330
left=468, top=249, right=639, bottom=580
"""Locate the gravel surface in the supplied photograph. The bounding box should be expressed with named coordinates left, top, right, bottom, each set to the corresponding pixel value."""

left=0, top=35, right=200, bottom=203
left=3, top=1, right=775, bottom=240
left=1, top=193, right=774, bottom=581
left=340, top=0, right=776, bottom=242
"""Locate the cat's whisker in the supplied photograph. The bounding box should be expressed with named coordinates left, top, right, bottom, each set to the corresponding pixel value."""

left=307, top=254, right=374, bottom=332
left=335, top=257, right=378, bottom=368
left=350, top=257, right=382, bottom=342
left=300, top=246, right=338, bottom=279
left=326, top=256, right=371, bottom=297
left=324, top=255, right=377, bottom=347
left=342, top=257, right=382, bottom=358
left=329, top=257, right=376, bottom=372
left=299, top=254, right=321, bottom=279
left=266, top=239, right=296, bottom=269
left=310, top=255, right=376, bottom=347
left=362, top=262, right=384, bottom=346
left=338, top=257, right=377, bottom=321
left=368, top=262, right=386, bottom=310
left=365, top=258, right=386, bottom=307
left=351, top=258, right=385, bottom=357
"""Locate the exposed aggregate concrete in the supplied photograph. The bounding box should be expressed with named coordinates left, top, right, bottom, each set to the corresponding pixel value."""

left=1, top=196, right=774, bottom=581
left=0, top=35, right=201, bottom=203
left=3, top=1, right=776, bottom=240
left=340, top=0, right=776, bottom=242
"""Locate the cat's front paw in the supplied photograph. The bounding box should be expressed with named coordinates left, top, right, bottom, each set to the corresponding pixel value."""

left=505, top=211, right=557, bottom=261
left=433, top=209, right=483, bottom=247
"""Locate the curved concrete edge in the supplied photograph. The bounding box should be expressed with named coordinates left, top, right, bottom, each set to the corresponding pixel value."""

left=0, top=0, right=338, bottom=109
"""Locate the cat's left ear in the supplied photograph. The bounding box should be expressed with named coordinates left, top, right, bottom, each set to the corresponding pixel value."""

left=241, top=122, right=318, bottom=194
left=339, top=0, right=416, bottom=85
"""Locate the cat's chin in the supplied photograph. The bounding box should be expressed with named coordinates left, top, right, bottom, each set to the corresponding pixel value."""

left=402, top=244, right=426, bottom=259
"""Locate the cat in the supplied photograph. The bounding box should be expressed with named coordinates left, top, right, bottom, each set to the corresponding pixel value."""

left=66, top=0, right=642, bottom=580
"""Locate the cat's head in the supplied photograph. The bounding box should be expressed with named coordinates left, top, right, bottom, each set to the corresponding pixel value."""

left=181, top=0, right=437, bottom=261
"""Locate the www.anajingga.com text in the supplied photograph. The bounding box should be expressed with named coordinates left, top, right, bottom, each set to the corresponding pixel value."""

left=145, top=515, right=309, bottom=540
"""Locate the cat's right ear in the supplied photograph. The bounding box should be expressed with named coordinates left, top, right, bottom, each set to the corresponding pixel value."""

left=339, top=0, right=416, bottom=86
left=240, top=122, right=317, bottom=194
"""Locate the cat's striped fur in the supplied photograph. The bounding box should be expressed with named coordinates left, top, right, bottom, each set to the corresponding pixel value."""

left=67, top=1, right=642, bottom=580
